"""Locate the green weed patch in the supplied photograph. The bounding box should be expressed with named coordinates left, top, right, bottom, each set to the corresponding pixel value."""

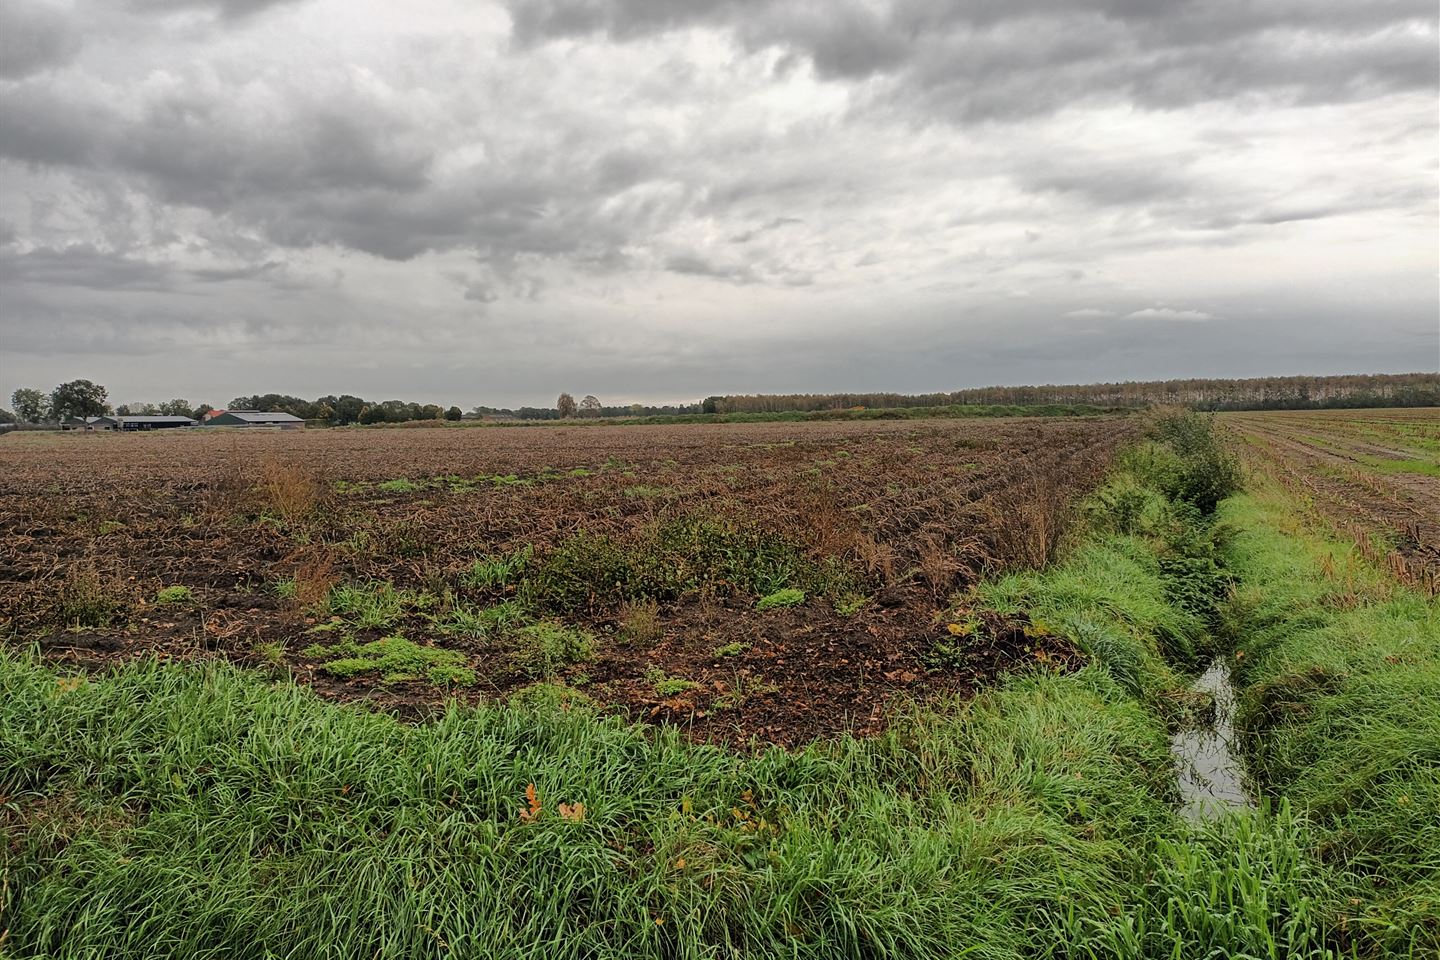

left=304, top=634, right=474, bottom=686
left=509, top=620, right=596, bottom=679
left=523, top=516, right=851, bottom=613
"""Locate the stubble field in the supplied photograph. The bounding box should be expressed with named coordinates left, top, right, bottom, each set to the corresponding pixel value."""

left=1226, top=407, right=1440, bottom=593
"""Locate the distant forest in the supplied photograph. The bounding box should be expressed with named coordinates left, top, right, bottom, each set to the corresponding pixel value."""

left=142, top=373, right=1440, bottom=424
left=708, top=373, right=1439, bottom=415
left=12, top=373, right=1429, bottom=428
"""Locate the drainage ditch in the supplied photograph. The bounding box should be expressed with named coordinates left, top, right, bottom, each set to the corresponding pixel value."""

left=1171, top=659, right=1251, bottom=820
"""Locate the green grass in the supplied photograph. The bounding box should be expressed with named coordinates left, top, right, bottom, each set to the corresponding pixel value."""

left=431, top=599, right=527, bottom=640
left=1219, top=487, right=1440, bottom=950
left=1357, top=455, right=1440, bottom=477
left=0, top=648, right=1175, bottom=960
left=323, top=582, right=434, bottom=630
left=463, top=547, right=532, bottom=591
left=977, top=529, right=1204, bottom=710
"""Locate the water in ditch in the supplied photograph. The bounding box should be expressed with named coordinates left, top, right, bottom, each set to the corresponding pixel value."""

left=1171, top=660, right=1251, bottom=820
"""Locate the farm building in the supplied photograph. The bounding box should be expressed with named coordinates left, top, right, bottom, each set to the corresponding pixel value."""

left=114, top=415, right=197, bottom=431
left=205, top=410, right=305, bottom=429
left=62, top=417, right=114, bottom=431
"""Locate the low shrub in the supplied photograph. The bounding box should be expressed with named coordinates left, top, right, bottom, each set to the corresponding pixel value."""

left=1150, top=412, right=1242, bottom=513
left=619, top=599, right=662, bottom=645
left=56, top=564, right=127, bottom=628
left=510, top=621, right=596, bottom=679
left=251, top=458, right=323, bottom=527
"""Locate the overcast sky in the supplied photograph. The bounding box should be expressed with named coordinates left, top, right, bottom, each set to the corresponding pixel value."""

left=1, top=0, right=1437, bottom=409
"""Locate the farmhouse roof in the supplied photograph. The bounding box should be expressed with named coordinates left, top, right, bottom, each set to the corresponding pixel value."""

left=220, top=410, right=304, bottom=423
left=116, top=415, right=197, bottom=424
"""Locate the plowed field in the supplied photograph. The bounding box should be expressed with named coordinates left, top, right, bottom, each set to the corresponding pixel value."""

left=1, top=417, right=1133, bottom=744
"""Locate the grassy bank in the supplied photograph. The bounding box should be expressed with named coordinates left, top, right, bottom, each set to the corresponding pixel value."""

left=1, top=649, right=1178, bottom=959
left=1220, top=485, right=1440, bottom=951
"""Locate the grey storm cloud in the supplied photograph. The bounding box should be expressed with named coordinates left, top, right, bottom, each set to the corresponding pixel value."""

left=126, top=0, right=303, bottom=17
left=664, top=253, right=756, bottom=284
left=0, top=244, right=174, bottom=291
left=509, top=0, right=1439, bottom=118
left=0, top=1, right=84, bottom=79
left=0, top=0, right=1434, bottom=407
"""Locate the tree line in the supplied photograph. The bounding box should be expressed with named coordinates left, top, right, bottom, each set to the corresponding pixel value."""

left=2, top=383, right=470, bottom=426
left=708, top=373, right=1439, bottom=414
left=226, top=394, right=465, bottom=425
left=5, top=372, right=1435, bottom=428
left=6, top=380, right=112, bottom=423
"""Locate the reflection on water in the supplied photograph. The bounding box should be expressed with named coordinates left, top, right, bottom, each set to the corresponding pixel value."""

left=1172, top=661, right=1251, bottom=820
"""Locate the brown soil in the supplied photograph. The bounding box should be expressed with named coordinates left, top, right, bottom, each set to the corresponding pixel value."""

left=1, top=417, right=1124, bottom=745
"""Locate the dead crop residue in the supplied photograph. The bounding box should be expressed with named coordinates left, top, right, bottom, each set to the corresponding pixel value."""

left=1, top=418, right=1126, bottom=746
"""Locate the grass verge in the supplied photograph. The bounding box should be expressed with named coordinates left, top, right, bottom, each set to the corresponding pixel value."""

left=1220, top=484, right=1440, bottom=952
left=1, top=649, right=1171, bottom=959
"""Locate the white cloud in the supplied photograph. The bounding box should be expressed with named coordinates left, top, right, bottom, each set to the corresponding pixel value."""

left=1125, top=307, right=1218, bottom=323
